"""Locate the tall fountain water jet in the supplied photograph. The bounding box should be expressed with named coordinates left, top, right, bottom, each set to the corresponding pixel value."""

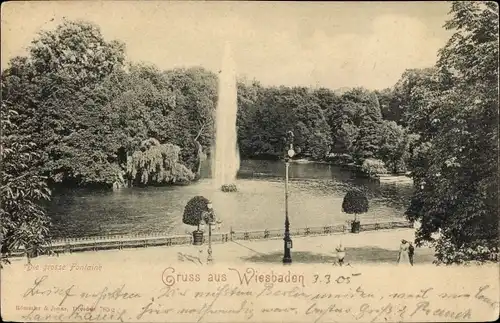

left=211, top=42, right=240, bottom=190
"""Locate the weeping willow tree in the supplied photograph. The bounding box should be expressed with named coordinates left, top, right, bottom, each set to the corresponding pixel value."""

left=127, top=138, right=195, bottom=186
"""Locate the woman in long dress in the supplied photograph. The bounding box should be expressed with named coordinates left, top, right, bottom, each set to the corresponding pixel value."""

left=397, top=239, right=411, bottom=265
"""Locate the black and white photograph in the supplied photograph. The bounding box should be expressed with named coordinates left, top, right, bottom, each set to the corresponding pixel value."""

left=1, top=1, right=498, bottom=322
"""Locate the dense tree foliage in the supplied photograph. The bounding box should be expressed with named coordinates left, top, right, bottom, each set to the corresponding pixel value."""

left=236, top=83, right=409, bottom=170
left=1, top=105, right=51, bottom=264
left=126, top=138, right=194, bottom=186
left=3, top=20, right=414, bottom=192
left=404, top=2, right=499, bottom=264
left=103, top=64, right=217, bottom=181
left=361, top=158, right=388, bottom=178
left=2, top=21, right=217, bottom=189
left=2, top=21, right=127, bottom=187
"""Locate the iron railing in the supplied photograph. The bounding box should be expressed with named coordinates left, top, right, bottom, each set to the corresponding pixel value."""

left=11, top=220, right=413, bottom=257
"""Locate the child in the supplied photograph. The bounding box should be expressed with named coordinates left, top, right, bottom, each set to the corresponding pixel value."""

left=335, top=242, right=346, bottom=266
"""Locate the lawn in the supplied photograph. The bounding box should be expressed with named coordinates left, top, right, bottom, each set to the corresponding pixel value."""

left=241, top=246, right=436, bottom=265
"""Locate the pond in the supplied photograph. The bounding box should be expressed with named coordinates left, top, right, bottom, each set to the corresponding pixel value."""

left=47, top=160, right=414, bottom=239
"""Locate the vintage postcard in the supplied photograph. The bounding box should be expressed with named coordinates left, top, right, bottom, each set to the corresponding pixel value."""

left=1, top=1, right=499, bottom=322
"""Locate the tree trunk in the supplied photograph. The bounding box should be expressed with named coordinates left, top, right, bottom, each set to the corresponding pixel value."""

left=193, top=122, right=206, bottom=181
left=193, top=140, right=203, bottom=181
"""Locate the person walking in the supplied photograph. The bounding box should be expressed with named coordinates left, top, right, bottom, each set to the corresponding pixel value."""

left=397, top=239, right=411, bottom=266
left=408, top=242, right=415, bottom=266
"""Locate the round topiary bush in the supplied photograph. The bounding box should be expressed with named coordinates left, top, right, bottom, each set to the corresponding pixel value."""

left=221, top=184, right=237, bottom=192
left=183, top=196, right=210, bottom=231
left=342, top=189, right=369, bottom=226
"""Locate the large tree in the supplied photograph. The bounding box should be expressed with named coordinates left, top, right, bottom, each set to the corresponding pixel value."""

left=2, top=21, right=218, bottom=188
left=292, top=99, right=332, bottom=160
left=1, top=20, right=126, bottom=187
left=406, top=2, right=499, bottom=264
left=236, top=78, right=263, bottom=158
left=126, top=138, right=194, bottom=186
left=377, top=121, right=413, bottom=174
left=1, top=105, right=51, bottom=264
left=163, top=67, right=218, bottom=170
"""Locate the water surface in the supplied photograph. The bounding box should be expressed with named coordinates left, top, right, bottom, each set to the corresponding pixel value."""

left=48, top=160, right=413, bottom=239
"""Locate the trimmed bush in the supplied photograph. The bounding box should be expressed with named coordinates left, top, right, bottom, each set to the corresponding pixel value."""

left=342, top=189, right=369, bottom=222
left=183, top=196, right=210, bottom=231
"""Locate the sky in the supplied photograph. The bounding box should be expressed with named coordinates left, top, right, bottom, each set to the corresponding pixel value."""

left=1, top=1, right=453, bottom=90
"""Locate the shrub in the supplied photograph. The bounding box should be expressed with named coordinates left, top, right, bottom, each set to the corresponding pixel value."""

left=342, top=189, right=369, bottom=221
left=221, top=184, right=237, bottom=192
left=434, top=236, right=499, bottom=265
left=361, top=158, right=388, bottom=177
left=182, top=196, right=210, bottom=230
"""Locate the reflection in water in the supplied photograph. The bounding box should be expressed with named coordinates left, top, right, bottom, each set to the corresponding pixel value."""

left=47, top=160, right=414, bottom=239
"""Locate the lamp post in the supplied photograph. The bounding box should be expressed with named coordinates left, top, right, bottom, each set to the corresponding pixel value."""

left=283, top=130, right=295, bottom=265
left=205, top=203, right=215, bottom=264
